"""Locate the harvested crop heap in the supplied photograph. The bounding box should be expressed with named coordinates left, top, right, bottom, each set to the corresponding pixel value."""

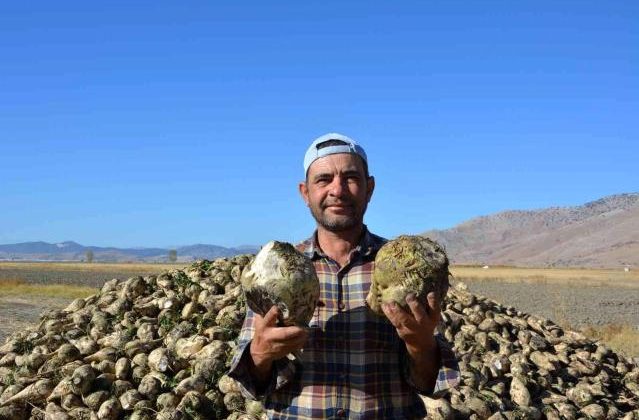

left=433, top=283, right=639, bottom=419
left=0, top=255, right=637, bottom=420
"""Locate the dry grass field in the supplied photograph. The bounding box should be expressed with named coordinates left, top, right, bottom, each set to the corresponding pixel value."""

left=0, top=261, right=186, bottom=273
left=0, top=261, right=185, bottom=287
left=450, top=265, right=639, bottom=288
left=0, top=262, right=638, bottom=357
left=0, top=279, right=97, bottom=299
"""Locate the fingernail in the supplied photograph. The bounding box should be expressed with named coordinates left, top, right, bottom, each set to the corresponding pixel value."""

left=406, top=293, right=416, bottom=302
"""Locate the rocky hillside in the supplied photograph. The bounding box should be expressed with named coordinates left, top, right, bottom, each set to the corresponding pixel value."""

left=423, top=193, right=639, bottom=268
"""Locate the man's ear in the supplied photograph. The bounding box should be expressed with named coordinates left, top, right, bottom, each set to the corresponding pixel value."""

left=366, top=176, right=375, bottom=202
left=299, top=181, right=310, bottom=206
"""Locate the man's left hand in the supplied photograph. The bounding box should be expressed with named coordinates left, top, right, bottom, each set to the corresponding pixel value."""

left=382, top=291, right=442, bottom=392
left=381, top=291, right=440, bottom=356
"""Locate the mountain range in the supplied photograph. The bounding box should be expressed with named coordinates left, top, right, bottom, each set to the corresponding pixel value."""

left=2, top=193, right=637, bottom=267
left=0, top=241, right=259, bottom=262
left=423, top=192, right=639, bottom=268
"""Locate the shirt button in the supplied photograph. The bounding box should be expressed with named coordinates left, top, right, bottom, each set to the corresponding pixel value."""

left=336, top=409, right=346, bottom=417
left=338, top=301, right=346, bottom=311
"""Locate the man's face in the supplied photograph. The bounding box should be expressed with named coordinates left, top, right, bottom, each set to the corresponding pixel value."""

left=299, top=153, right=374, bottom=232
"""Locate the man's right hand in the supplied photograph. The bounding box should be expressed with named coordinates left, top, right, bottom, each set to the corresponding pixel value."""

left=249, top=305, right=309, bottom=384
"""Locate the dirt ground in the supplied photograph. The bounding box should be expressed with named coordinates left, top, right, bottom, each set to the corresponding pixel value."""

left=0, top=295, right=71, bottom=344
left=461, top=280, right=639, bottom=329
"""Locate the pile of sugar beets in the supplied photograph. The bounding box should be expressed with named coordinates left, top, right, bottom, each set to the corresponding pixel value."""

left=0, top=249, right=638, bottom=419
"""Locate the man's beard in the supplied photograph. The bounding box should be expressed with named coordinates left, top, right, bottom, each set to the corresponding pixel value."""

left=309, top=200, right=367, bottom=232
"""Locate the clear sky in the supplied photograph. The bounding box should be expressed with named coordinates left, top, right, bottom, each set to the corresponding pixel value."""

left=1, top=1, right=637, bottom=248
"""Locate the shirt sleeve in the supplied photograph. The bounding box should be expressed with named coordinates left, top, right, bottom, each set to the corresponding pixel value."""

left=226, top=306, right=298, bottom=400
left=400, top=333, right=460, bottom=398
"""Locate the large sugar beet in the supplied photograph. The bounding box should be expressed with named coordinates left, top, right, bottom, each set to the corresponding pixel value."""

left=240, top=241, right=320, bottom=327
left=366, top=235, right=450, bottom=316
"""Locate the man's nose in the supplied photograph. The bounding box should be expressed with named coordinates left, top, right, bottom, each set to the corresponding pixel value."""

left=328, top=176, right=347, bottom=196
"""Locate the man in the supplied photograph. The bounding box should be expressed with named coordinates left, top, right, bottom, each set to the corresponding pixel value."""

left=228, top=133, right=459, bottom=419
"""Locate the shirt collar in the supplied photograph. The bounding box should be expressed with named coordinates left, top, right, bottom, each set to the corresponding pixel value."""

left=300, top=225, right=386, bottom=260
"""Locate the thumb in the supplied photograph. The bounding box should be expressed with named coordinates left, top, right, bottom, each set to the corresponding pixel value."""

left=262, top=305, right=280, bottom=327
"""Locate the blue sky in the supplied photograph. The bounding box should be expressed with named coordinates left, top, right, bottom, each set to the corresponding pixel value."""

left=1, top=1, right=637, bottom=248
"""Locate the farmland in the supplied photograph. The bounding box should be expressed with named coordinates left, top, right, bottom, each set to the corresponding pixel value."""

left=451, top=265, right=639, bottom=328
left=0, top=261, right=186, bottom=344
left=1, top=262, right=638, bottom=357
left=452, top=265, right=639, bottom=357
left=0, top=261, right=185, bottom=287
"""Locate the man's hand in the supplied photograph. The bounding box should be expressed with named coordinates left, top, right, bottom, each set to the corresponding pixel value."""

left=249, top=305, right=309, bottom=384
left=382, top=291, right=440, bottom=354
left=382, top=291, right=441, bottom=392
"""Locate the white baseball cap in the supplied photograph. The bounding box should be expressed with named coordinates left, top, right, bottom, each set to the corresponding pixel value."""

left=303, top=132, right=368, bottom=176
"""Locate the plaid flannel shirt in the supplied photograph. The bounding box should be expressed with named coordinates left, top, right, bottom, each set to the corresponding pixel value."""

left=228, top=227, right=459, bottom=419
